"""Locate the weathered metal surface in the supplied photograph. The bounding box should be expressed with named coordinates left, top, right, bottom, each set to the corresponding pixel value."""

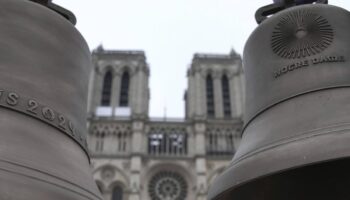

left=0, top=0, right=101, bottom=199
left=209, top=2, right=350, bottom=200
left=29, top=0, right=77, bottom=24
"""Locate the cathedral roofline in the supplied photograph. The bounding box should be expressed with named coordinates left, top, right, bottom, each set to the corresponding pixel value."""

left=93, top=49, right=145, bottom=56
left=191, top=50, right=241, bottom=66
left=92, top=45, right=146, bottom=60
left=194, top=53, right=232, bottom=59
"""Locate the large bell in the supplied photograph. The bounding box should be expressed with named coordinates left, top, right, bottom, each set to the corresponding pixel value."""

left=209, top=1, right=350, bottom=199
left=0, top=0, right=101, bottom=199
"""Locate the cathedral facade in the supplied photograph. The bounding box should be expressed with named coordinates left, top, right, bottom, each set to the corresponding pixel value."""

left=87, top=46, right=244, bottom=200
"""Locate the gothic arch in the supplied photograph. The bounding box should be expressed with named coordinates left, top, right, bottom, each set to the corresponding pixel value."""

left=100, top=65, right=114, bottom=76
left=146, top=163, right=194, bottom=188
left=204, top=69, right=214, bottom=77
left=96, top=63, right=116, bottom=76
left=90, top=123, right=131, bottom=137
left=108, top=180, right=127, bottom=191
left=206, top=126, right=236, bottom=156
left=222, top=69, right=231, bottom=77
left=119, top=66, right=131, bottom=74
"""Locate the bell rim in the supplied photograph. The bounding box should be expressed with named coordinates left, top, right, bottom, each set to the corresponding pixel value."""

left=208, top=128, right=350, bottom=200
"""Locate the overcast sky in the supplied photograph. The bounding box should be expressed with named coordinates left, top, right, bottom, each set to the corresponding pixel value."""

left=55, top=0, right=350, bottom=118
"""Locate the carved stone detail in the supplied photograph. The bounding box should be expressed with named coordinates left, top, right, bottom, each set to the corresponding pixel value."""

left=101, top=166, right=115, bottom=181
left=90, top=123, right=131, bottom=136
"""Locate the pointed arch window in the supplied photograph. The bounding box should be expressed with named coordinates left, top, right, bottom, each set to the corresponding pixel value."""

left=222, top=75, right=231, bottom=117
left=95, top=133, right=105, bottom=152
left=119, top=71, right=130, bottom=107
left=112, top=185, right=123, bottom=200
left=206, top=74, right=215, bottom=117
left=101, top=70, right=113, bottom=106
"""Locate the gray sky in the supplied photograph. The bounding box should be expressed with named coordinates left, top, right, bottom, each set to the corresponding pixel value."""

left=55, top=0, right=350, bottom=118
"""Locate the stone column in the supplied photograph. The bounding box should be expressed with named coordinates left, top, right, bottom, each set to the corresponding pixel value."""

left=196, top=172, right=208, bottom=200
left=128, top=67, right=136, bottom=114
left=187, top=70, right=195, bottom=118
left=142, top=67, right=150, bottom=115
left=213, top=71, right=224, bottom=118
left=194, top=122, right=208, bottom=200
left=136, top=67, right=143, bottom=114
left=128, top=120, right=145, bottom=200
left=194, top=69, right=204, bottom=117
left=129, top=156, right=141, bottom=200
left=194, top=123, right=206, bottom=155
left=134, top=65, right=148, bottom=116
left=131, top=121, right=145, bottom=154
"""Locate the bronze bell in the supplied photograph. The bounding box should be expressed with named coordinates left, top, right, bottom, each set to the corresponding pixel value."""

left=0, top=0, right=101, bottom=199
left=209, top=1, right=350, bottom=199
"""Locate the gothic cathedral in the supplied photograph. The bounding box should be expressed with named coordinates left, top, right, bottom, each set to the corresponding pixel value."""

left=87, top=46, right=244, bottom=200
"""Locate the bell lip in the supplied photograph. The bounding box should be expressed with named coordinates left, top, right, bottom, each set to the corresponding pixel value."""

left=209, top=157, right=350, bottom=200
left=207, top=130, right=350, bottom=200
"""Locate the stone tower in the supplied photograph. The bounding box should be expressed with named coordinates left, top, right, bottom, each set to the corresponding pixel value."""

left=88, top=45, right=150, bottom=120
left=185, top=50, right=244, bottom=120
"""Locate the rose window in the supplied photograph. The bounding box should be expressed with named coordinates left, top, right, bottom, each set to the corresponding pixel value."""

left=149, top=171, right=187, bottom=200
